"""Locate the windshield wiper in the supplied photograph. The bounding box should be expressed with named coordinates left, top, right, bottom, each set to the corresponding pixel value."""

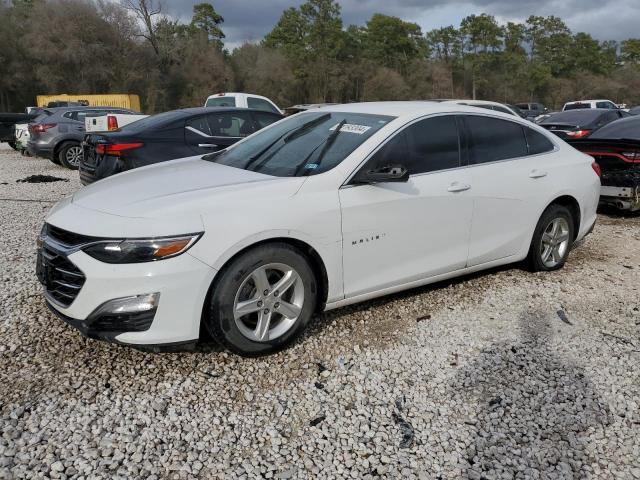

left=294, top=119, right=347, bottom=176
left=244, top=113, right=331, bottom=171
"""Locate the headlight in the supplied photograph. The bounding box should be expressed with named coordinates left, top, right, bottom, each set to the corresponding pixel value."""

left=82, top=233, right=202, bottom=264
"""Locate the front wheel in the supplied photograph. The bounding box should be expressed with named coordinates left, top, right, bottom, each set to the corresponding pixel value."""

left=527, top=204, right=575, bottom=272
left=58, top=142, right=82, bottom=169
left=205, top=243, right=317, bottom=356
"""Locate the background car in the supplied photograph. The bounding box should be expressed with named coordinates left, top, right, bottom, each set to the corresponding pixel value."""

left=204, top=92, right=282, bottom=114
left=515, top=102, right=547, bottom=119
left=27, top=106, right=135, bottom=169
left=562, top=99, right=620, bottom=111
left=80, top=107, right=283, bottom=184
left=628, top=106, right=640, bottom=116
left=437, top=99, right=524, bottom=117
left=539, top=108, right=628, bottom=139
left=566, top=115, right=640, bottom=211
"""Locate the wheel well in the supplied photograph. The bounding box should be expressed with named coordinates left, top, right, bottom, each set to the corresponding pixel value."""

left=53, top=139, right=79, bottom=158
left=200, top=238, right=329, bottom=334
left=548, top=195, right=581, bottom=239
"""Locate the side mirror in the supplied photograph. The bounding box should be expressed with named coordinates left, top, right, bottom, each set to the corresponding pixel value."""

left=353, top=164, right=409, bottom=184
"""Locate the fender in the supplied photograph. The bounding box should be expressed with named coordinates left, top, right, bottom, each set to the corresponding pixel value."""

left=191, top=228, right=344, bottom=305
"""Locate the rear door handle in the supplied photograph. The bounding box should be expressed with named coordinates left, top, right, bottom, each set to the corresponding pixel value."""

left=447, top=182, right=471, bottom=193
left=529, top=169, right=548, bottom=178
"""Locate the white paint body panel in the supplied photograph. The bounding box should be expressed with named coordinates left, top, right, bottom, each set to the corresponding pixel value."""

left=42, top=101, right=600, bottom=346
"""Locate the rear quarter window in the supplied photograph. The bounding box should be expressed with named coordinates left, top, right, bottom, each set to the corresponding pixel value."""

left=524, top=127, right=555, bottom=155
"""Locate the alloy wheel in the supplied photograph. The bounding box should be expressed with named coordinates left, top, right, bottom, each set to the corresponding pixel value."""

left=65, top=146, right=83, bottom=167
left=539, top=217, right=570, bottom=268
left=233, top=263, right=304, bottom=342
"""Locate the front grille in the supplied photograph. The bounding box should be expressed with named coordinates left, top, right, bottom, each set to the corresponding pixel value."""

left=47, top=224, right=98, bottom=246
left=37, top=224, right=90, bottom=308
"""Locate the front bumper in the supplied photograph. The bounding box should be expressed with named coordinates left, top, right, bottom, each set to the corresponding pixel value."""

left=43, top=249, right=217, bottom=346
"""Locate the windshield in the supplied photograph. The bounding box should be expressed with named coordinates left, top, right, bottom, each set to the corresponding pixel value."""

left=206, top=111, right=394, bottom=177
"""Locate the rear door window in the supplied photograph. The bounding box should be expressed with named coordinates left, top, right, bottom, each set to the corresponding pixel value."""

left=465, top=115, right=528, bottom=164
left=369, top=115, right=460, bottom=174
left=247, top=97, right=280, bottom=114
left=205, top=96, right=237, bottom=107
left=186, top=116, right=213, bottom=136
left=206, top=111, right=254, bottom=137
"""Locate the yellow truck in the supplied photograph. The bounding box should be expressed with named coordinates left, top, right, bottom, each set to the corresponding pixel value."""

left=36, top=94, right=141, bottom=112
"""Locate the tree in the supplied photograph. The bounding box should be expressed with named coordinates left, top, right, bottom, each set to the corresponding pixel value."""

left=190, top=2, right=225, bottom=49
left=621, top=39, right=640, bottom=64
left=361, top=14, right=427, bottom=72
left=525, top=16, right=573, bottom=76
left=460, top=14, right=503, bottom=99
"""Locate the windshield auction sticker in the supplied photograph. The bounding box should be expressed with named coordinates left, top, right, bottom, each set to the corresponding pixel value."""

left=329, top=123, right=371, bottom=134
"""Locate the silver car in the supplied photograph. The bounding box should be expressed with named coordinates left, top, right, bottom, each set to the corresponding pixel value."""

left=27, top=106, right=134, bottom=169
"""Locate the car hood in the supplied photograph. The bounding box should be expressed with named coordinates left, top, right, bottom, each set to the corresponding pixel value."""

left=72, top=156, right=306, bottom=218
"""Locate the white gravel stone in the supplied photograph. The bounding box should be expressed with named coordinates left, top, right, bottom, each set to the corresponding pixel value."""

left=0, top=147, right=639, bottom=479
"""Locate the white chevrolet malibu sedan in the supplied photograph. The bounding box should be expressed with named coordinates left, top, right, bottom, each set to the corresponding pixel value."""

left=37, top=102, right=600, bottom=356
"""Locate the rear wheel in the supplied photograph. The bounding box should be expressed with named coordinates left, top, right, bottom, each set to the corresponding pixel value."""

left=205, top=243, right=317, bottom=356
left=527, top=204, right=575, bottom=272
left=58, top=142, right=82, bottom=169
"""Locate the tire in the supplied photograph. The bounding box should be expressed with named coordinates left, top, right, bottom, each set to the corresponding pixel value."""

left=49, top=155, right=61, bottom=165
left=526, top=204, right=575, bottom=272
left=58, top=141, right=82, bottom=169
left=205, top=243, right=318, bottom=356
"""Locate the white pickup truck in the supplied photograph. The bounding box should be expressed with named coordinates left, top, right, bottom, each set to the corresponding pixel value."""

left=204, top=92, right=282, bottom=114
left=85, top=113, right=148, bottom=133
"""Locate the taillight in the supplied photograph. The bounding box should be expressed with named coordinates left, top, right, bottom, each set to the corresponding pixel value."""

left=566, top=129, right=591, bottom=139
left=30, top=123, right=57, bottom=134
left=622, top=151, right=640, bottom=162
left=591, top=161, right=601, bottom=177
left=96, top=142, right=143, bottom=156
left=107, top=116, right=118, bottom=131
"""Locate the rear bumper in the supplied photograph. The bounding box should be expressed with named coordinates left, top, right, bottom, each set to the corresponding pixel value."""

left=79, top=155, right=122, bottom=185
left=27, top=141, right=54, bottom=159
left=599, top=185, right=640, bottom=211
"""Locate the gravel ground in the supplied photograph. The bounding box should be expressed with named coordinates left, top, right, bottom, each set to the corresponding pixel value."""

left=0, top=145, right=639, bottom=480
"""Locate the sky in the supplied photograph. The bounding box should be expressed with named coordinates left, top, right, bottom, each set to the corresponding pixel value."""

left=165, top=0, right=639, bottom=50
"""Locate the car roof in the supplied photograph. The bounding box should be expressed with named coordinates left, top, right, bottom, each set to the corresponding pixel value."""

left=313, top=101, right=520, bottom=119
left=564, top=99, right=612, bottom=104
left=169, top=107, right=280, bottom=116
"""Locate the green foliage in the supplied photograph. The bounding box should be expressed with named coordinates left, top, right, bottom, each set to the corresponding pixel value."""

left=360, top=14, right=428, bottom=71
left=0, top=1, right=637, bottom=113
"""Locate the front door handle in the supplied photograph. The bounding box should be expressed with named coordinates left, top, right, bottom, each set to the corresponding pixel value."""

left=529, top=169, right=548, bottom=179
left=198, top=143, right=218, bottom=148
left=447, top=182, right=471, bottom=193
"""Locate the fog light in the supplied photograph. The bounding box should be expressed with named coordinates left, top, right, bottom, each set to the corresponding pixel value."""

left=91, top=293, right=160, bottom=317
left=87, top=293, right=160, bottom=333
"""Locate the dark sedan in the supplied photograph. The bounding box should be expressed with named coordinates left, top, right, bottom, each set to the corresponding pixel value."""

left=539, top=108, right=628, bottom=140
left=80, top=107, right=283, bottom=184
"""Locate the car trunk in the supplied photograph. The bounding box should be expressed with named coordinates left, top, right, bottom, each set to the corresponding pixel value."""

left=541, top=122, right=581, bottom=139
left=81, top=132, right=141, bottom=185
left=567, top=139, right=640, bottom=187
